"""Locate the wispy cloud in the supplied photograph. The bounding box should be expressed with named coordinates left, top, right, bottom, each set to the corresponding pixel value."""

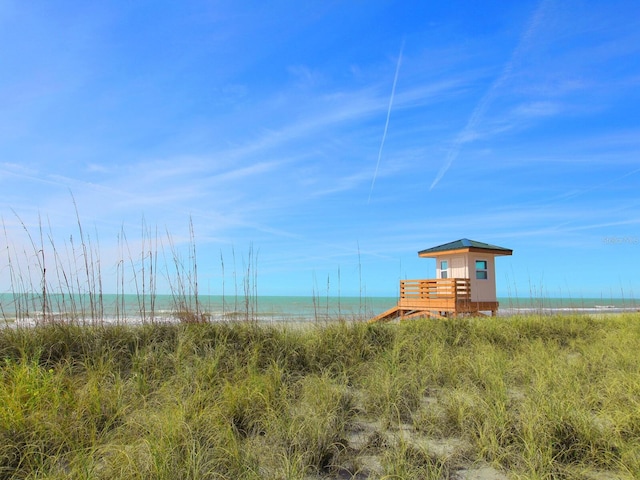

left=368, top=40, right=404, bottom=204
left=429, top=0, right=551, bottom=190
left=512, top=100, right=562, bottom=118
left=311, top=170, right=374, bottom=198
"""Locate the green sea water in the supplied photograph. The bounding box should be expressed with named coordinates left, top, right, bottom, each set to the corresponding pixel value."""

left=0, top=293, right=394, bottom=323
left=1, top=293, right=638, bottom=325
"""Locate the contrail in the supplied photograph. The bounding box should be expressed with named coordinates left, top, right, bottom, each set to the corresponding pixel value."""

left=368, top=41, right=404, bottom=204
left=429, top=0, right=550, bottom=190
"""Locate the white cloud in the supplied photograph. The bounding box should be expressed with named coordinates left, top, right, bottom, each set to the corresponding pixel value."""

left=513, top=100, right=562, bottom=117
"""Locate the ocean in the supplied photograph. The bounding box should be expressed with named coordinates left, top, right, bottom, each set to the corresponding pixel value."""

left=1, top=293, right=638, bottom=326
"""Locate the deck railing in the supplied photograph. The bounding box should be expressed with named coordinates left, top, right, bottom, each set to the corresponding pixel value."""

left=400, top=278, right=471, bottom=302
left=370, top=277, right=498, bottom=322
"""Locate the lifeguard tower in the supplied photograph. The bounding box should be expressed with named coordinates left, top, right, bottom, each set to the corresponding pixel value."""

left=369, top=239, right=512, bottom=322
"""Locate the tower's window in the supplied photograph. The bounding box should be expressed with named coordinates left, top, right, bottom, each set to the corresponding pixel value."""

left=475, top=260, right=488, bottom=280
left=440, top=260, right=448, bottom=279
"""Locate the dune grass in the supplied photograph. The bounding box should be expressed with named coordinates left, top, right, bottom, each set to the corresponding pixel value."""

left=1, top=314, right=639, bottom=479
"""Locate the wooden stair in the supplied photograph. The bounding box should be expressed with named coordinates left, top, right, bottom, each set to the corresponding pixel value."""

left=368, top=305, right=448, bottom=323
left=368, top=306, right=402, bottom=323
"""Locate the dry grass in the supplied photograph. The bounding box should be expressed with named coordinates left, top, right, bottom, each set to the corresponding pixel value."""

left=1, top=314, right=639, bottom=479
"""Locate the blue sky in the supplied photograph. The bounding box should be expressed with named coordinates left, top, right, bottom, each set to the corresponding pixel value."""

left=1, top=0, right=639, bottom=299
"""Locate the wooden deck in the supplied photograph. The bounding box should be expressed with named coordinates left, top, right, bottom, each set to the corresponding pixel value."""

left=369, top=278, right=499, bottom=323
